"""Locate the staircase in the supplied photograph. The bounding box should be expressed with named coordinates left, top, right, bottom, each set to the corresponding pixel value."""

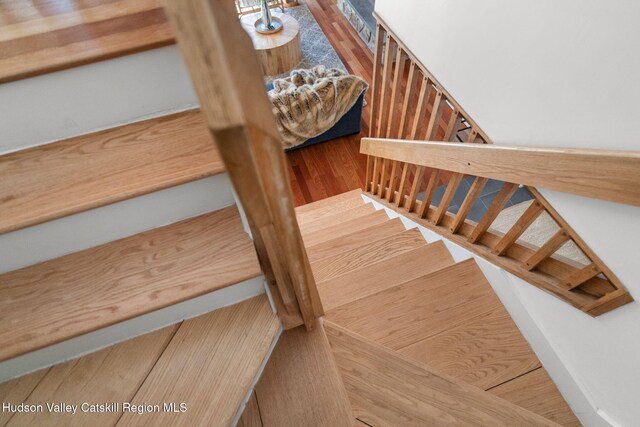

left=1, top=0, right=630, bottom=425
left=296, top=189, right=581, bottom=426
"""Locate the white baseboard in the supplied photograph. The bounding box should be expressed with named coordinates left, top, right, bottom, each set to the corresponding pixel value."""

left=0, top=174, right=233, bottom=274
left=0, top=276, right=266, bottom=383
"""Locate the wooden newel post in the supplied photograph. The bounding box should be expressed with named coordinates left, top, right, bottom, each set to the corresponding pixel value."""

left=163, top=0, right=323, bottom=330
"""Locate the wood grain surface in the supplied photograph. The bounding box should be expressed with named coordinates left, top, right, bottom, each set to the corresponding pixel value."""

left=325, top=321, right=559, bottom=426
left=311, top=229, right=427, bottom=283
left=255, top=320, right=353, bottom=427
left=362, top=137, right=640, bottom=207
left=0, top=206, right=261, bottom=361
left=301, top=210, right=390, bottom=247
left=305, top=218, right=406, bottom=263
left=0, top=110, right=223, bottom=234
left=319, top=241, right=454, bottom=311
left=300, top=204, right=375, bottom=236
left=118, top=295, right=280, bottom=427
left=489, top=368, right=581, bottom=427
left=325, top=259, right=502, bottom=350
left=238, top=393, right=263, bottom=427
left=0, top=0, right=173, bottom=83
left=399, top=308, right=541, bottom=391
left=6, top=326, right=179, bottom=427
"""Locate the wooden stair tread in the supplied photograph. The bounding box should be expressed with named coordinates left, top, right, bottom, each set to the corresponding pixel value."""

left=0, top=206, right=261, bottom=361
left=325, top=321, right=560, bottom=426
left=319, top=241, right=455, bottom=311
left=0, top=0, right=173, bottom=84
left=311, top=228, right=428, bottom=283
left=3, top=325, right=179, bottom=426
left=306, top=217, right=407, bottom=263
left=325, top=259, right=503, bottom=350
left=0, top=110, right=222, bottom=234
left=118, top=295, right=280, bottom=427
left=399, top=308, right=541, bottom=391
left=300, top=204, right=376, bottom=236
left=238, top=392, right=263, bottom=427
left=295, top=189, right=364, bottom=224
left=489, top=368, right=581, bottom=427
left=255, top=321, right=353, bottom=427
left=2, top=296, right=280, bottom=426
left=301, top=210, right=390, bottom=248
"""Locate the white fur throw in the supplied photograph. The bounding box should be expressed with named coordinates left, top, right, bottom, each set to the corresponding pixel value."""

left=268, top=66, right=368, bottom=148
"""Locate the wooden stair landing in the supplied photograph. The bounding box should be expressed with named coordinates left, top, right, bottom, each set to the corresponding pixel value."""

left=0, top=110, right=221, bottom=234
left=0, top=0, right=173, bottom=84
left=0, top=205, right=261, bottom=362
left=297, top=190, right=580, bottom=425
left=325, top=321, right=559, bottom=427
left=0, top=295, right=280, bottom=427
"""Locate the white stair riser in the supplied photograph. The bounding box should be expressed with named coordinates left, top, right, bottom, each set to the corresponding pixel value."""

left=0, top=276, right=267, bottom=383
left=0, top=45, right=197, bottom=155
left=0, top=174, right=233, bottom=274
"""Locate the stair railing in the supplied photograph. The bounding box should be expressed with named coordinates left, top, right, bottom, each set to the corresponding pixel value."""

left=162, top=0, right=322, bottom=330
left=366, top=14, right=638, bottom=315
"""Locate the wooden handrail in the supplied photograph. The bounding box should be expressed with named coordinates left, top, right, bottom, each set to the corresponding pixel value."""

left=163, top=0, right=323, bottom=330
left=362, top=138, right=640, bottom=206
left=365, top=17, right=633, bottom=315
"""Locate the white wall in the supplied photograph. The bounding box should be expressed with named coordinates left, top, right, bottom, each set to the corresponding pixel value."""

left=375, top=1, right=640, bottom=425
left=0, top=45, right=198, bottom=154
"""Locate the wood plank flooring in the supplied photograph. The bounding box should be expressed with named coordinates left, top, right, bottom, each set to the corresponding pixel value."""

left=325, top=260, right=504, bottom=350
left=6, top=326, right=179, bottom=427
left=254, top=320, right=353, bottom=427
left=0, top=0, right=172, bottom=83
left=325, top=321, right=559, bottom=426
left=0, top=110, right=221, bottom=234
left=489, top=368, right=581, bottom=427
left=1, top=295, right=280, bottom=427
left=118, top=296, right=280, bottom=427
left=0, top=206, right=261, bottom=361
left=399, top=308, right=541, bottom=390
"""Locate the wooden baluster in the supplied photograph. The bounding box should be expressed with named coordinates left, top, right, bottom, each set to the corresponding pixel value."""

left=376, top=35, right=396, bottom=138
left=369, top=24, right=384, bottom=138
left=443, top=110, right=463, bottom=142
left=492, top=200, right=544, bottom=255
left=394, top=163, right=410, bottom=206
left=431, top=173, right=464, bottom=225
left=370, top=157, right=380, bottom=194
left=416, top=169, right=441, bottom=219
left=409, top=76, right=432, bottom=139
left=385, top=161, right=400, bottom=200
left=425, top=91, right=446, bottom=140
left=466, top=129, right=479, bottom=143
left=405, top=166, right=426, bottom=211
left=397, top=62, right=420, bottom=139
left=377, top=159, right=388, bottom=196
left=563, top=263, right=601, bottom=290
left=523, top=230, right=570, bottom=271
left=468, top=182, right=518, bottom=243
left=449, top=176, right=488, bottom=233
left=386, top=47, right=407, bottom=138
left=364, top=155, right=374, bottom=192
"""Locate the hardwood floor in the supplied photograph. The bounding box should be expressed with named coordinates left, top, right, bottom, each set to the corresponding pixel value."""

left=287, top=0, right=373, bottom=206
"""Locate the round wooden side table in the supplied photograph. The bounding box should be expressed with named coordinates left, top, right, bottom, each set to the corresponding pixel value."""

left=240, top=12, right=301, bottom=75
